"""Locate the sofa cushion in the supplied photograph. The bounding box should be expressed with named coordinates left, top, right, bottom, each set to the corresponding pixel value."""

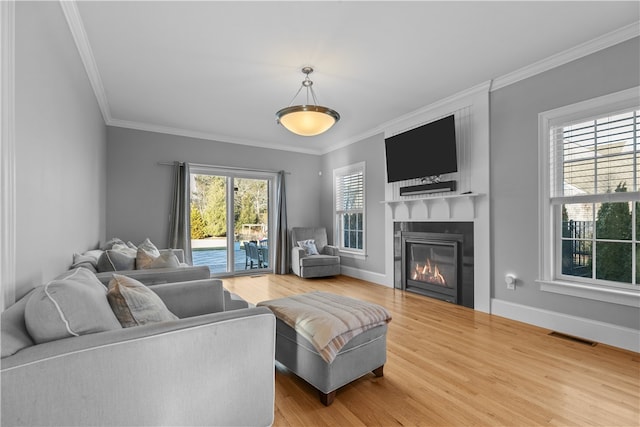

left=24, top=268, right=122, bottom=344
left=299, top=254, right=340, bottom=267
left=107, top=274, right=179, bottom=328
left=1, top=289, right=36, bottom=357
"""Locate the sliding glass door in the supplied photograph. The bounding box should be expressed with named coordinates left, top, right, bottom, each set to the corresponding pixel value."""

left=190, top=167, right=273, bottom=275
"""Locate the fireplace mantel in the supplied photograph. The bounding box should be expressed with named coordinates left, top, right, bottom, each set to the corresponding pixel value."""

left=381, top=192, right=484, bottom=219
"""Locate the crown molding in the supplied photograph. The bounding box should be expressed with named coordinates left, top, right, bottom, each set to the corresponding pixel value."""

left=59, top=0, right=112, bottom=123
left=58, top=0, right=639, bottom=155
left=322, top=80, right=493, bottom=155
left=108, top=119, right=323, bottom=156
left=491, top=21, right=640, bottom=92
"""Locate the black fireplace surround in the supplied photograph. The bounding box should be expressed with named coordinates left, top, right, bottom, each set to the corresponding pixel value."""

left=394, top=222, right=474, bottom=308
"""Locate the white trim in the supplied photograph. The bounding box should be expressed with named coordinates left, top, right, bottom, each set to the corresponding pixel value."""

left=340, top=265, right=391, bottom=288
left=110, top=119, right=321, bottom=155
left=491, top=298, right=640, bottom=353
left=59, top=0, right=111, bottom=123
left=1, top=0, right=16, bottom=309
left=492, top=22, right=640, bottom=92
left=538, top=280, right=640, bottom=308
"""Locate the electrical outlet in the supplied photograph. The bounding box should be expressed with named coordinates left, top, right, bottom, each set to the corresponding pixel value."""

left=505, top=274, right=516, bottom=290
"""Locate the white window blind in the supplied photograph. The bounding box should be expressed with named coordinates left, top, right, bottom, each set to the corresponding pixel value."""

left=334, top=163, right=365, bottom=253
left=336, top=170, right=364, bottom=212
left=550, top=109, right=639, bottom=200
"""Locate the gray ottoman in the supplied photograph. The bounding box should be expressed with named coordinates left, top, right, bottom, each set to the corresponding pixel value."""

left=258, top=292, right=390, bottom=406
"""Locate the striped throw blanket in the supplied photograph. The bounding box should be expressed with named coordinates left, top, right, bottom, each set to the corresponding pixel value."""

left=257, top=291, right=392, bottom=363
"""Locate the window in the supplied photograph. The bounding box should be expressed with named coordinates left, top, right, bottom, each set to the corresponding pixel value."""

left=334, top=162, right=365, bottom=255
left=539, top=87, right=639, bottom=305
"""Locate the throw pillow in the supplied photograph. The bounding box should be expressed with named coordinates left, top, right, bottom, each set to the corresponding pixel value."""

left=71, top=253, right=98, bottom=273
left=101, top=237, right=126, bottom=251
left=111, top=243, right=137, bottom=258
left=97, top=250, right=136, bottom=272
left=297, top=239, right=319, bottom=256
left=24, top=267, right=122, bottom=344
left=107, top=274, right=179, bottom=328
left=138, top=250, right=181, bottom=270
left=135, top=238, right=162, bottom=269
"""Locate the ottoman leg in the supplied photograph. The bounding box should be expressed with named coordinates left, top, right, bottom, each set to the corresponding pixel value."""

left=319, top=390, right=336, bottom=406
left=372, top=365, right=384, bottom=377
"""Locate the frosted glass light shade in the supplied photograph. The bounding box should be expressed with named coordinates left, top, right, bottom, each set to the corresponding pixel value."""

left=276, top=105, right=340, bottom=136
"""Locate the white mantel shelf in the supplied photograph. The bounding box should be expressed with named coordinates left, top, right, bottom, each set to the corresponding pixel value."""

left=381, top=192, right=484, bottom=219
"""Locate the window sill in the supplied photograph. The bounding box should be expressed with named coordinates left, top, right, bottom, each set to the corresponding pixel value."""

left=339, top=250, right=366, bottom=261
left=537, top=279, right=640, bottom=308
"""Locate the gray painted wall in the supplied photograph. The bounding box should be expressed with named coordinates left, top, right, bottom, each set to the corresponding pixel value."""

left=320, top=133, right=387, bottom=274
left=14, top=1, right=107, bottom=300
left=490, top=37, right=640, bottom=329
left=106, top=127, right=321, bottom=249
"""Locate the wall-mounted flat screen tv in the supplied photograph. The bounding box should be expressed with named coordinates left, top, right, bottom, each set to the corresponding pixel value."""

left=384, top=114, right=457, bottom=183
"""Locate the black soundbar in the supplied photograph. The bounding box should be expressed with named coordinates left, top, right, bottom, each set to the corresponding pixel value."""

left=399, top=180, right=456, bottom=196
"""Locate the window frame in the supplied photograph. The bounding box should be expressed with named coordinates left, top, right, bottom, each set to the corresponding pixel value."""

left=333, top=162, right=366, bottom=258
left=538, top=87, right=640, bottom=307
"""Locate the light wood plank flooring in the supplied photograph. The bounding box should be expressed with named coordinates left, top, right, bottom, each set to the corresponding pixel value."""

left=222, top=274, right=640, bottom=427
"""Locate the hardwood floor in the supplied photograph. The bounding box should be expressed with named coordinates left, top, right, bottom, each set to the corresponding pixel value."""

left=222, top=274, right=640, bottom=427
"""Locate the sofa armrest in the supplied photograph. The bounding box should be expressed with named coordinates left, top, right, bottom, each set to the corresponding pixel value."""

left=151, top=279, right=225, bottom=317
left=94, top=265, right=210, bottom=286
left=323, top=245, right=340, bottom=256
left=2, top=307, right=276, bottom=427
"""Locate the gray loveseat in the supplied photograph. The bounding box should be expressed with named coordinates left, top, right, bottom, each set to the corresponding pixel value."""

left=1, top=276, right=275, bottom=426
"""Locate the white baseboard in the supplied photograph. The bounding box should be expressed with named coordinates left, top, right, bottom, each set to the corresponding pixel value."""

left=340, top=265, right=392, bottom=288
left=491, top=299, right=639, bottom=353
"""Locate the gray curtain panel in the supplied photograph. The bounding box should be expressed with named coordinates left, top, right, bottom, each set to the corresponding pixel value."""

left=274, top=170, right=288, bottom=274
left=168, top=161, right=192, bottom=265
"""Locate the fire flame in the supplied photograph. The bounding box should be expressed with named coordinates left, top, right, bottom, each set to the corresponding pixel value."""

left=412, top=258, right=446, bottom=286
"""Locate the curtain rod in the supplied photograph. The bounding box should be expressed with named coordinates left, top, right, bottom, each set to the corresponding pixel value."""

left=158, top=161, right=289, bottom=175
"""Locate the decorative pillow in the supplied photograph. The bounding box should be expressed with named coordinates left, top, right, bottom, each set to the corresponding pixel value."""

left=97, top=250, right=136, bottom=272
left=297, top=239, right=319, bottom=256
left=126, top=241, right=138, bottom=250
left=24, top=268, right=122, bottom=344
left=137, top=250, right=181, bottom=270
left=71, top=253, right=98, bottom=273
left=107, top=274, right=179, bottom=328
left=101, top=237, right=126, bottom=251
left=111, top=243, right=137, bottom=258
left=1, top=289, right=36, bottom=357
left=135, top=238, right=163, bottom=269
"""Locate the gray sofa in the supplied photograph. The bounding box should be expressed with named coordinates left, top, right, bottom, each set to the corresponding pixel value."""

left=1, top=277, right=275, bottom=426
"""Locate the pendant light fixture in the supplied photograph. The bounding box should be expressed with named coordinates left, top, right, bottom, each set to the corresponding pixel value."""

left=276, top=67, right=340, bottom=136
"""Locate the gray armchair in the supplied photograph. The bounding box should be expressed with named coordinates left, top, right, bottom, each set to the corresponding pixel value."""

left=291, top=227, right=340, bottom=278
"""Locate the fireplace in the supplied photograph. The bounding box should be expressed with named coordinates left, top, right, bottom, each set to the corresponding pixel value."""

left=402, top=232, right=461, bottom=303
left=394, top=222, right=474, bottom=308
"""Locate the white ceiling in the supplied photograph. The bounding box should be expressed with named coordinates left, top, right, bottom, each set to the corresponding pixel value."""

left=70, top=1, right=640, bottom=155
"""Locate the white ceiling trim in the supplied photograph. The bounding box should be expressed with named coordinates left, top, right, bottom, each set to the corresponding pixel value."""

left=59, top=0, right=111, bottom=124
left=108, top=119, right=322, bottom=156
left=491, top=21, right=640, bottom=92
left=321, top=80, right=492, bottom=155
left=60, top=0, right=639, bottom=156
